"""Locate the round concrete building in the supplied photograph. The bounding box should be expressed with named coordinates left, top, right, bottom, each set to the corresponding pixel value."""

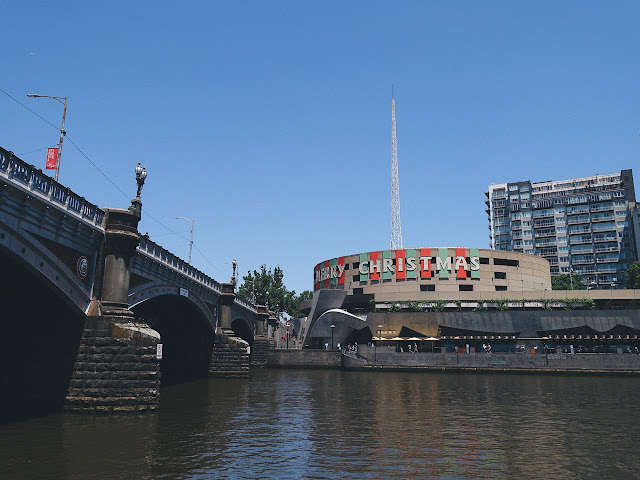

left=313, top=247, right=551, bottom=304
left=293, top=247, right=640, bottom=354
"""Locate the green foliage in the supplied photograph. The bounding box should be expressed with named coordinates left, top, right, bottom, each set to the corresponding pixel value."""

left=454, top=300, right=462, bottom=310
left=389, top=303, right=402, bottom=312
left=551, top=274, right=585, bottom=290
left=622, top=262, right=640, bottom=289
left=429, top=300, right=446, bottom=312
left=473, top=302, right=487, bottom=311
left=486, top=299, right=508, bottom=310
left=237, top=265, right=311, bottom=318
left=368, top=298, right=378, bottom=313
left=408, top=301, right=423, bottom=312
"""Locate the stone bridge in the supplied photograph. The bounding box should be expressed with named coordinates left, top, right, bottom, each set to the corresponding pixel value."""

left=0, top=147, right=272, bottom=418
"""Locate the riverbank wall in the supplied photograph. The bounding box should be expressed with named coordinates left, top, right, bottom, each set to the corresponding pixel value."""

left=267, top=349, right=341, bottom=368
left=267, top=346, right=640, bottom=374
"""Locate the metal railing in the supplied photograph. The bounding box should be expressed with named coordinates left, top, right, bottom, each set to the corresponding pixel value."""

left=0, top=147, right=104, bottom=227
left=137, top=236, right=257, bottom=313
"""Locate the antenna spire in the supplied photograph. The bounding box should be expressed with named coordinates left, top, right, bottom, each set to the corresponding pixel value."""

left=390, top=86, right=403, bottom=249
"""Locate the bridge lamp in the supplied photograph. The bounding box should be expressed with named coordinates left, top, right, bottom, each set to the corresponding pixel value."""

left=135, top=163, right=147, bottom=198
left=27, top=93, right=67, bottom=182
left=330, top=324, right=335, bottom=349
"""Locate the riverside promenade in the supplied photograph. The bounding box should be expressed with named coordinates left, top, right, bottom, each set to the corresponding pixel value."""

left=267, top=347, right=640, bottom=375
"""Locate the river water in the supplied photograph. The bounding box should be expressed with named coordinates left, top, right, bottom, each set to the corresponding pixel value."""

left=2, top=369, right=639, bottom=479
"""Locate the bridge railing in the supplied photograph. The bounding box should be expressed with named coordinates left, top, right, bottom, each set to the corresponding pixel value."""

left=137, top=236, right=257, bottom=313
left=138, top=236, right=222, bottom=292
left=0, top=148, right=104, bottom=227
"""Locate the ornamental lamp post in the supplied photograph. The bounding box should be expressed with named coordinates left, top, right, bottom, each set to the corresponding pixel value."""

left=27, top=93, right=67, bottom=182
left=129, top=163, right=147, bottom=218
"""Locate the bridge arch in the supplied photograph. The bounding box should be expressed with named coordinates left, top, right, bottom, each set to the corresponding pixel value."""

left=0, top=244, right=85, bottom=420
left=231, top=317, right=254, bottom=346
left=130, top=289, right=215, bottom=385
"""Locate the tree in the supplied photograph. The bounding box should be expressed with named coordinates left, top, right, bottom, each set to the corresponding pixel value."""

left=622, top=262, right=640, bottom=289
left=551, top=273, right=585, bottom=290
left=237, top=265, right=313, bottom=318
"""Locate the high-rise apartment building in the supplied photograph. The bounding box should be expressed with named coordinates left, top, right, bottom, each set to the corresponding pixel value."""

left=486, top=169, right=639, bottom=289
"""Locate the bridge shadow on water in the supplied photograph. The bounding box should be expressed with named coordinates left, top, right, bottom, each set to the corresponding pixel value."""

left=0, top=247, right=84, bottom=425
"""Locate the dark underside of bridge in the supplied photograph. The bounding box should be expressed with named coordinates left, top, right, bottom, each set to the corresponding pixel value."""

left=132, top=295, right=214, bottom=387
left=0, top=247, right=84, bottom=423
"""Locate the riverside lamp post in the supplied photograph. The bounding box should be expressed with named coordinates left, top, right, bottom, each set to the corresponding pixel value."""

left=173, top=217, right=195, bottom=264
left=27, top=93, right=67, bottom=182
left=330, top=324, right=335, bottom=349
left=375, top=324, right=383, bottom=362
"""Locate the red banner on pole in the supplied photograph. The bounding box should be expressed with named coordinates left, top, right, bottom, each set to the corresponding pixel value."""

left=46, top=148, right=58, bottom=170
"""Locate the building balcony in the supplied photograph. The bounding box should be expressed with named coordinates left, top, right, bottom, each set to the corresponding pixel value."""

left=592, top=224, right=617, bottom=233
left=535, top=240, right=557, bottom=247
left=593, top=234, right=617, bottom=243
left=572, top=257, right=595, bottom=265
left=566, top=208, right=590, bottom=215
left=571, top=247, right=594, bottom=255
left=591, top=204, right=614, bottom=213
left=594, top=245, right=620, bottom=253
left=536, top=228, right=556, bottom=237
left=538, top=249, right=558, bottom=257
left=567, top=216, right=591, bottom=225
left=570, top=236, right=592, bottom=244
left=592, top=214, right=615, bottom=222
left=568, top=226, right=591, bottom=235
left=534, top=220, right=555, bottom=228
left=596, top=266, right=618, bottom=274
left=596, top=256, right=619, bottom=263
left=532, top=211, right=554, bottom=218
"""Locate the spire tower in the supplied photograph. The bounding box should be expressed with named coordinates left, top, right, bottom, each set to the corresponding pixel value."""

left=390, top=85, right=403, bottom=249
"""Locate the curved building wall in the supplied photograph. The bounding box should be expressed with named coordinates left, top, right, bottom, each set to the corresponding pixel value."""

left=313, top=248, right=551, bottom=302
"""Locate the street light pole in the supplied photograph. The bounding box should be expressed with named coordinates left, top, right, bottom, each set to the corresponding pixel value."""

left=27, top=94, right=67, bottom=182
left=570, top=267, right=574, bottom=290
left=173, top=217, right=194, bottom=264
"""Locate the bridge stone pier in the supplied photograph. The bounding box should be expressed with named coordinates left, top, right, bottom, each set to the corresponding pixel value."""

left=0, top=147, right=264, bottom=419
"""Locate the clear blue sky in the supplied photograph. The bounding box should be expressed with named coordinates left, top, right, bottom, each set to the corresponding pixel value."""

left=2, top=1, right=639, bottom=295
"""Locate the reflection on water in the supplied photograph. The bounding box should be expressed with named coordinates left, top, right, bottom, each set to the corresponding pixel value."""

left=2, top=370, right=640, bottom=479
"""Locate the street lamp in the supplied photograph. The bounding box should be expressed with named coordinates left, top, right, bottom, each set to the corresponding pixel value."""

left=375, top=324, right=383, bottom=362
left=129, top=163, right=147, bottom=218
left=330, top=324, right=335, bottom=349
left=173, top=217, right=195, bottom=264
left=27, top=93, right=67, bottom=182
left=570, top=267, right=574, bottom=290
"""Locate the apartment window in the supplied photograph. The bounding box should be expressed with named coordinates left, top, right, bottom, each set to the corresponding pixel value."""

left=459, top=285, right=474, bottom=291
left=353, top=288, right=363, bottom=295
left=495, top=286, right=507, bottom=291
left=494, top=272, right=506, bottom=279
left=420, top=284, right=435, bottom=292
left=480, top=257, right=490, bottom=265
